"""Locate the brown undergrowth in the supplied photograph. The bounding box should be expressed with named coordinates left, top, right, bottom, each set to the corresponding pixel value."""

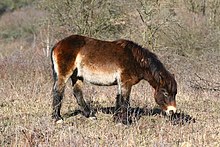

left=1, top=1, right=220, bottom=146
left=0, top=42, right=219, bottom=146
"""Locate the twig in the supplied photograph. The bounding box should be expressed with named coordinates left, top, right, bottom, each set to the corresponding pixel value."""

left=190, top=73, right=220, bottom=91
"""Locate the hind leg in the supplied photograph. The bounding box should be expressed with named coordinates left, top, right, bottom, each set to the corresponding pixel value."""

left=52, top=77, right=67, bottom=122
left=71, top=76, right=94, bottom=118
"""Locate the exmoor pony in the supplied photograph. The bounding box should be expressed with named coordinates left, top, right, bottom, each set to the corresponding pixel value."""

left=51, top=35, right=177, bottom=124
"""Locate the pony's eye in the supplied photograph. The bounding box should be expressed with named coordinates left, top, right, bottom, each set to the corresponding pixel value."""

left=163, top=92, right=169, bottom=97
left=161, top=88, right=168, bottom=97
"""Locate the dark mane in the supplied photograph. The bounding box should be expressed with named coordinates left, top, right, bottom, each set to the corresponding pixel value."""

left=116, top=39, right=168, bottom=86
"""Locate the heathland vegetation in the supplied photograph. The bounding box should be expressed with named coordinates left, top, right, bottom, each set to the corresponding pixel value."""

left=0, top=0, right=220, bottom=146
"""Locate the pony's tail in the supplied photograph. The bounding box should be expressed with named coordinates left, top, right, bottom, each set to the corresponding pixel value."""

left=50, top=44, right=58, bottom=82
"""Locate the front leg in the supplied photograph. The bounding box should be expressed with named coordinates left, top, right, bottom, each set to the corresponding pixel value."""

left=114, top=83, right=132, bottom=124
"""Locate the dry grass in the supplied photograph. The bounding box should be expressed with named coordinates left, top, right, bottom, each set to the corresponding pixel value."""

left=1, top=2, right=220, bottom=147
left=0, top=39, right=220, bottom=147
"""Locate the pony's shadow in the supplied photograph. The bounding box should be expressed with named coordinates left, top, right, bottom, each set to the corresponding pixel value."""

left=64, top=106, right=196, bottom=125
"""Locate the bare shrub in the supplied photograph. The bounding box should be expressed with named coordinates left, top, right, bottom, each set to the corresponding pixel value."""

left=1, top=0, right=220, bottom=146
left=156, top=0, right=220, bottom=56
left=39, top=0, right=127, bottom=40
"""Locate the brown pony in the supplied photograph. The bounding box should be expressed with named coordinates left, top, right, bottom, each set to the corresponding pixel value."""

left=51, top=35, right=177, bottom=123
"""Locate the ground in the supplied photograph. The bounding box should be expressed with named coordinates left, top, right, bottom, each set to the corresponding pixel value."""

left=0, top=47, right=219, bottom=146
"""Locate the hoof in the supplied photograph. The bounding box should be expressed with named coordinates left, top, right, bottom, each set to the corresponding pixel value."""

left=89, top=116, right=97, bottom=120
left=113, top=112, right=132, bottom=125
left=82, top=109, right=96, bottom=118
left=52, top=114, right=63, bottom=124
left=81, top=109, right=90, bottom=117
left=56, top=119, right=64, bottom=124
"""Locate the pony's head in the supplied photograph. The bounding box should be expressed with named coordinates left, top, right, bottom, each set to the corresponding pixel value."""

left=127, top=41, right=178, bottom=115
left=154, top=73, right=177, bottom=115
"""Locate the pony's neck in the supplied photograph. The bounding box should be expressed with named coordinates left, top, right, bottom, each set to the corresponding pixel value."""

left=126, top=40, right=168, bottom=90
left=143, top=71, right=159, bottom=90
left=143, top=58, right=170, bottom=90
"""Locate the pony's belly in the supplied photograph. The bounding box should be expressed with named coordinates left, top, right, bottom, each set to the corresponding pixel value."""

left=77, top=67, right=120, bottom=86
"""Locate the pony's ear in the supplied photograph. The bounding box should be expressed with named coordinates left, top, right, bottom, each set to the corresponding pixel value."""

left=155, top=72, right=164, bottom=85
left=159, top=72, right=164, bottom=85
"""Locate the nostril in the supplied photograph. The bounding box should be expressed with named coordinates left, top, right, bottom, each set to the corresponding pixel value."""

left=169, top=110, right=174, bottom=115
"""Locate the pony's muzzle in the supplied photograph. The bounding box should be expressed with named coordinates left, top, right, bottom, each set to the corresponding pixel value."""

left=165, top=105, right=177, bottom=115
